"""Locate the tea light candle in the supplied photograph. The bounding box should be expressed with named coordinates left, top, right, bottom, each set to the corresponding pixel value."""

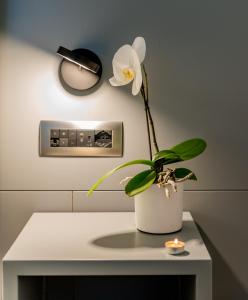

left=165, top=238, right=185, bottom=255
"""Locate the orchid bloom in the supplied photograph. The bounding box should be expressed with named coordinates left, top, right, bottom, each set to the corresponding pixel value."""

left=109, top=37, right=146, bottom=95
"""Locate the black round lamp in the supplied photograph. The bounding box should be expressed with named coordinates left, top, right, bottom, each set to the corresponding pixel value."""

left=57, top=46, right=102, bottom=93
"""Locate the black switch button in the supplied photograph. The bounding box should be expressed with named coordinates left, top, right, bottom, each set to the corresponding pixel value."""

left=51, top=129, right=59, bottom=138
left=59, top=138, right=69, bottom=147
left=69, top=129, right=76, bottom=139
left=60, top=129, right=69, bottom=138
left=77, top=130, right=94, bottom=147
left=77, top=136, right=85, bottom=147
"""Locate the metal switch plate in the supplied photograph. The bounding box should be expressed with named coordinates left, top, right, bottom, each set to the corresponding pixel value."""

left=39, top=121, right=123, bottom=157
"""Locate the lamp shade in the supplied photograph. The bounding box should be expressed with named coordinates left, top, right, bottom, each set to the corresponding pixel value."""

left=57, top=47, right=102, bottom=92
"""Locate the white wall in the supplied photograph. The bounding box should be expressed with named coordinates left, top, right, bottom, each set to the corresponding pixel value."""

left=0, top=0, right=248, bottom=299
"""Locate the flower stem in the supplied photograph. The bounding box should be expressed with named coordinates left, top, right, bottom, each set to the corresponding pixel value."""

left=146, top=103, right=159, bottom=153
left=142, top=65, right=160, bottom=155
left=141, top=85, right=152, bottom=160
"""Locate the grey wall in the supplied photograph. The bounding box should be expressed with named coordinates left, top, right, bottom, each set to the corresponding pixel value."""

left=0, top=0, right=247, bottom=299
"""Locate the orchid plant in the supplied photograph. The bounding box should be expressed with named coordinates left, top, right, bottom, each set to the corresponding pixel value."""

left=88, top=37, right=207, bottom=197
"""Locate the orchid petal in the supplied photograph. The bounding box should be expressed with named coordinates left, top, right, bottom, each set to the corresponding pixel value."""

left=113, top=44, right=133, bottom=69
left=132, top=36, right=146, bottom=63
left=109, top=76, right=127, bottom=86
left=112, top=45, right=135, bottom=84
left=112, top=62, right=125, bottom=82
left=110, top=40, right=143, bottom=94
left=131, top=50, right=143, bottom=95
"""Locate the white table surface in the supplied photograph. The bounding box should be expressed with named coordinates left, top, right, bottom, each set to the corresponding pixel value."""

left=3, top=212, right=210, bottom=262
left=3, top=212, right=212, bottom=300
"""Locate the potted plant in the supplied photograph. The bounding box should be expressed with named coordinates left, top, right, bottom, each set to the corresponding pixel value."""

left=88, top=37, right=207, bottom=234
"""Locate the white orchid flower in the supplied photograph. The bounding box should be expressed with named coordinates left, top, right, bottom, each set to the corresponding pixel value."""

left=109, top=37, right=146, bottom=96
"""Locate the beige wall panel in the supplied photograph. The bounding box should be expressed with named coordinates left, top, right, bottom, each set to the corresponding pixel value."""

left=73, top=191, right=134, bottom=212
left=0, top=191, right=72, bottom=258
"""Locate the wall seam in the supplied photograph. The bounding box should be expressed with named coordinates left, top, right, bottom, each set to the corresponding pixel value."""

left=72, top=190, right=74, bottom=212
left=0, top=189, right=248, bottom=192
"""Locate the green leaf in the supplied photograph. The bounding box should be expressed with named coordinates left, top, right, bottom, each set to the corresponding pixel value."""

left=174, top=168, right=197, bottom=180
left=87, top=159, right=154, bottom=196
left=170, top=138, right=207, bottom=161
left=153, top=150, right=181, bottom=164
left=125, top=169, right=156, bottom=197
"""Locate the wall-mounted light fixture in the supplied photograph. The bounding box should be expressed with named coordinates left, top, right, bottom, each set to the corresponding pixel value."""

left=57, top=46, right=102, bottom=94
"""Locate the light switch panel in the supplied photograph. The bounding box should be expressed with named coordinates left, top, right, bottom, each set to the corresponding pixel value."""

left=39, top=121, right=123, bottom=157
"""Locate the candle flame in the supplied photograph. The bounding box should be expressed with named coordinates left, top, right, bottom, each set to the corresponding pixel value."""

left=174, top=238, right=178, bottom=244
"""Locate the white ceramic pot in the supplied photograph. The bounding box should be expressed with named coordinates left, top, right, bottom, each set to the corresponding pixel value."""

left=134, top=183, right=183, bottom=234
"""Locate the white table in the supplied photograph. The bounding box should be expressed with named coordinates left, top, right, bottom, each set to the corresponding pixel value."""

left=3, top=212, right=212, bottom=300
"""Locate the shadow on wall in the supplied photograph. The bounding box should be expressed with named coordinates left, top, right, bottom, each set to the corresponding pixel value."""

left=197, top=225, right=248, bottom=300
left=0, top=0, right=115, bottom=80
left=0, top=0, right=6, bottom=31
left=0, top=0, right=135, bottom=64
